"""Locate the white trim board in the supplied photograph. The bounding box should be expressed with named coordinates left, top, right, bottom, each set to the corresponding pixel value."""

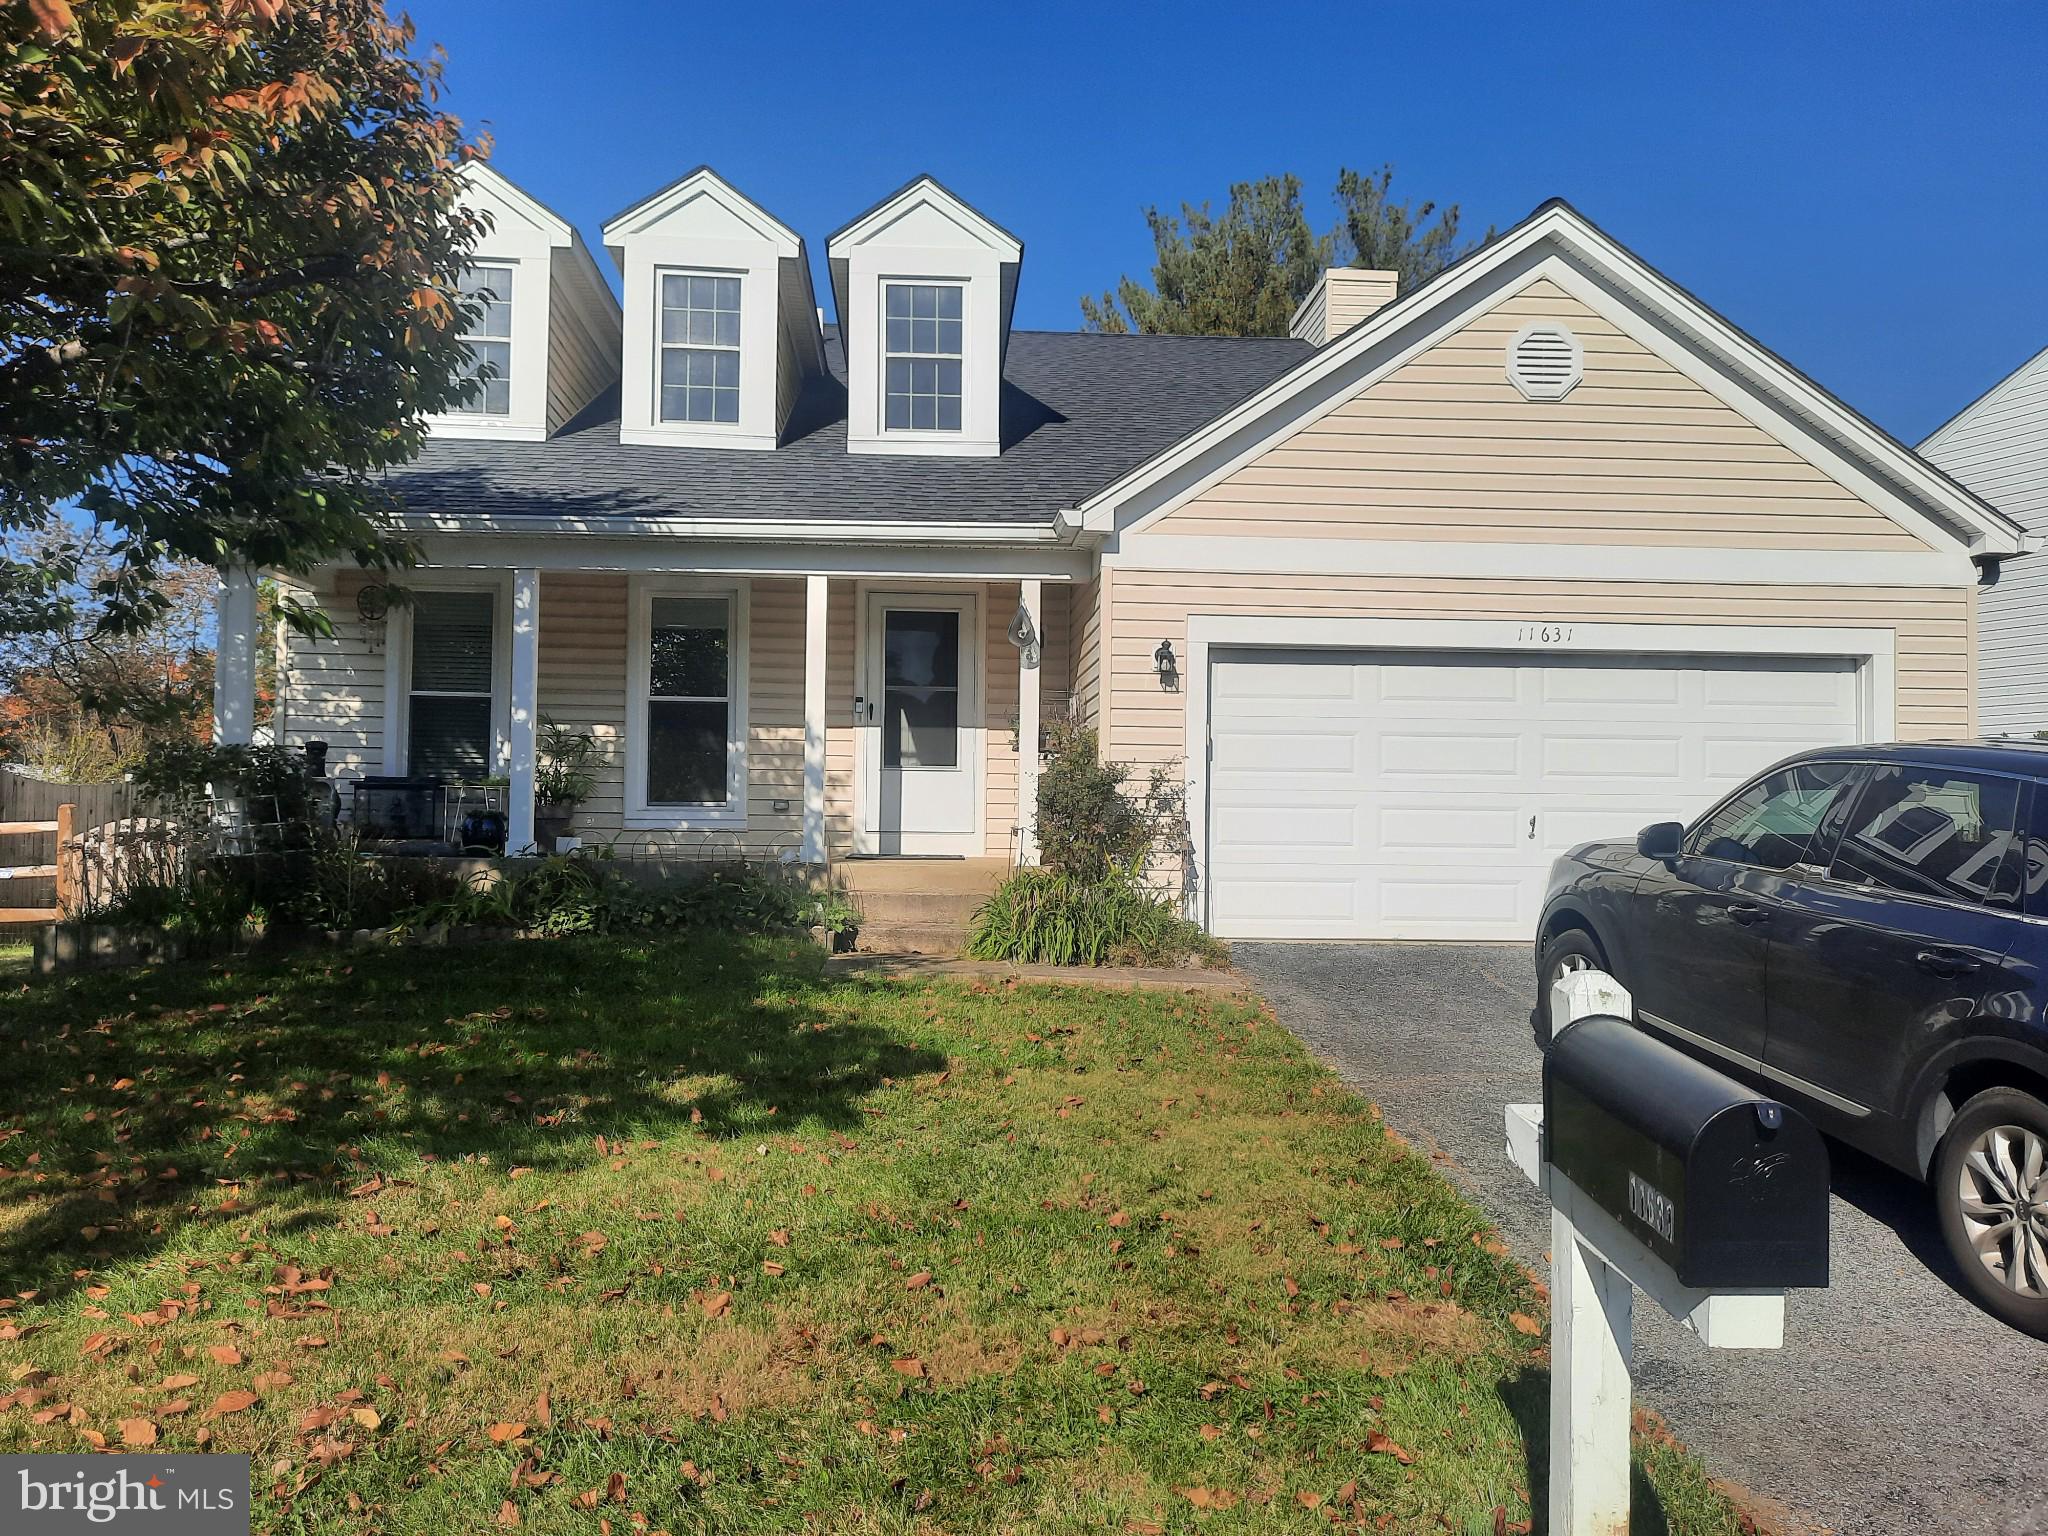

left=406, top=533, right=1087, bottom=583
left=1178, top=616, right=1896, bottom=934
left=1065, top=202, right=2024, bottom=559
left=1104, top=536, right=1978, bottom=588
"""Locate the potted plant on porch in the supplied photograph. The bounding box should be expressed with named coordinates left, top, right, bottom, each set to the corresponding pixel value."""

left=533, top=719, right=601, bottom=854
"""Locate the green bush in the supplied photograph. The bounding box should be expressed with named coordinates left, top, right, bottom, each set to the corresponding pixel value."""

left=966, top=868, right=1225, bottom=967
left=1032, top=717, right=1189, bottom=884
left=395, top=858, right=860, bottom=940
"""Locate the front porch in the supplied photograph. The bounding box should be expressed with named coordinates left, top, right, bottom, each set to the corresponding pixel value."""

left=236, top=552, right=1080, bottom=872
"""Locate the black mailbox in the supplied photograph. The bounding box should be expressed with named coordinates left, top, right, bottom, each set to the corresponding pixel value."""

left=1544, top=1015, right=1829, bottom=1289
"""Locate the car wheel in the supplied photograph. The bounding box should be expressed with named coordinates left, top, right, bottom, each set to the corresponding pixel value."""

left=1536, top=927, right=1606, bottom=1046
left=1933, top=1087, right=2048, bottom=1338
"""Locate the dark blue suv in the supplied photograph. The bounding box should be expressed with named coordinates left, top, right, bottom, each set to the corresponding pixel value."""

left=1536, top=741, right=2048, bottom=1335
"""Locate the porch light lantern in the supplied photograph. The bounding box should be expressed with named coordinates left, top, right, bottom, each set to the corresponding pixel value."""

left=1153, top=639, right=1179, bottom=691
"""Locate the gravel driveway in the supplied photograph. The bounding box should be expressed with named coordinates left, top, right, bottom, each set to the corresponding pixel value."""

left=1235, top=942, right=2048, bottom=1536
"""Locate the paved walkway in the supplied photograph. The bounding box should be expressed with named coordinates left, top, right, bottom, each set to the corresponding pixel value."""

left=1235, top=941, right=2048, bottom=1536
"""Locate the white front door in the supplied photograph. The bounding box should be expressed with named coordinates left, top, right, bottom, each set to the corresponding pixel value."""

left=1206, top=648, right=1864, bottom=940
left=860, top=592, right=981, bottom=855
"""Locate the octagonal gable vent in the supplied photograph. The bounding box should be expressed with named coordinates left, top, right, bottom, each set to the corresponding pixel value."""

left=1506, top=322, right=1584, bottom=401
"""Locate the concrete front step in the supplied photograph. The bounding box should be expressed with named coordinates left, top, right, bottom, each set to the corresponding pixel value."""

left=852, top=889, right=990, bottom=926
left=834, top=857, right=1010, bottom=896
left=853, top=922, right=974, bottom=956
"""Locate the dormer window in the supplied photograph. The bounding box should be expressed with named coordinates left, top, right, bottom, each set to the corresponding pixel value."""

left=454, top=264, right=514, bottom=416
left=884, top=283, right=964, bottom=431
left=602, top=167, right=824, bottom=452
left=659, top=273, right=743, bottom=424
left=828, top=176, right=1021, bottom=459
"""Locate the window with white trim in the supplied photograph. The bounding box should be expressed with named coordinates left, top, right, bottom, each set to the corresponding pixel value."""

left=643, top=593, right=739, bottom=809
left=408, top=589, right=497, bottom=778
left=454, top=265, right=513, bottom=415
left=659, top=273, right=742, bottom=424
left=883, top=282, right=963, bottom=431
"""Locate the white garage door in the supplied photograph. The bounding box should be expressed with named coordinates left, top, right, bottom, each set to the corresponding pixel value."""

left=1206, top=649, right=1863, bottom=940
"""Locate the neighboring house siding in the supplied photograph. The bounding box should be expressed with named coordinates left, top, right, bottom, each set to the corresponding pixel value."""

left=278, top=571, right=384, bottom=778
left=1102, top=574, right=1974, bottom=776
left=1160, top=279, right=1925, bottom=549
left=1920, top=345, right=2048, bottom=736
left=545, top=267, right=614, bottom=436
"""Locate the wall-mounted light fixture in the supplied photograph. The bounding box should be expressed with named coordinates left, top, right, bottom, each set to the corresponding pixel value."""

left=1153, top=639, right=1179, bottom=691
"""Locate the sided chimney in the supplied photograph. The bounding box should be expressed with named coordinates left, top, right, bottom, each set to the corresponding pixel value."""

left=1290, top=268, right=1399, bottom=345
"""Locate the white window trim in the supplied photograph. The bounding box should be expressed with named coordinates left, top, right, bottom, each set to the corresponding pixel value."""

left=624, top=575, right=750, bottom=830
left=654, top=265, right=747, bottom=435
left=880, top=279, right=966, bottom=436
left=450, top=262, right=517, bottom=419
left=429, top=255, right=547, bottom=442
left=381, top=572, right=515, bottom=777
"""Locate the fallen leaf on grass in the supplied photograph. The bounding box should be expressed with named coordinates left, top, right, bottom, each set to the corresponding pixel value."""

left=699, top=1291, right=731, bottom=1320
left=488, top=1422, right=527, bottom=1443
left=1366, top=1430, right=1413, bottom=1465
left=762, top=1262, right=785, bottom=1277
left=889, top=1357, right=926, bottom=1378
left=1180, top=1487, right=1239, bottom=1510
left=1509, top=1312, right=1543, bottom=1337
left=210, top=1390, right=258, bottom=1416
left=351, top=1408, right=381, bottom=1431
left=904, top=1271, right=932, bottom=1291
left=119, top=1418, right=158, bottom=1447
left=159, top=1374, right=200, bottom=1391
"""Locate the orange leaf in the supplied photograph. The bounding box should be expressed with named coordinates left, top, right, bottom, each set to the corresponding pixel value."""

left=496, top=1499, right=521, bottom=1527
left=761, top=1262, right=785, bottom=1277
left=488, top=1422, right=527, bottom=1443
left=904, top=1271, right=931, bottom=1291
left=1509, top=1312, right=1543, bottom=1337
left=119, top=1417, right=158, bottom=1447
left=890, top=1357, right=926, bottom=1378
left=27, top=0, right=74, bottom=40
left=1366, top=1430, right=1414, bottom=1465
left=1107, top=1211, right=1130, bottom=1228
left=208, top=1345, right=243, bottom=1366
left=1180, top=1487, right=1239, bottom=1510
left=211, top=1390, right=259, bottom=1415
left=700, top=1291, right=732, bottom=1320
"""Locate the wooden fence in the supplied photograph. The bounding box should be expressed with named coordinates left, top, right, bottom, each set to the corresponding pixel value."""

left=0, top=774, right=142, bottom=935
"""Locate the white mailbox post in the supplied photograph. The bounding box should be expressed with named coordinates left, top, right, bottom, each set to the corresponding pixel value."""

left=1507, top=970, right=1801, bottom=1536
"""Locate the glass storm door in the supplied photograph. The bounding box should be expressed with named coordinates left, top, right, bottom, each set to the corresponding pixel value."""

left=864, top=595, right=977, bottom=854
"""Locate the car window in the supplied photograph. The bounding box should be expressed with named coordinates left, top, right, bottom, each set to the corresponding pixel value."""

left=1828, top=765, right=2025, bottom=908
left=1684, top=761, right=1860, bottom=871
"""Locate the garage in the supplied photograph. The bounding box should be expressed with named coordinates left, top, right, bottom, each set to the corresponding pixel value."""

left=1205, top=647, right=1863, bottom=940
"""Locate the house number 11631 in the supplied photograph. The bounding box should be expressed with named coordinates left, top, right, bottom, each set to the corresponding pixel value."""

left=1517, top=624, right=1575, bottom=643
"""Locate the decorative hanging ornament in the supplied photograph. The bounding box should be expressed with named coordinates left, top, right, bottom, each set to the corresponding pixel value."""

left=1008, top=601, right=1042, bottom=670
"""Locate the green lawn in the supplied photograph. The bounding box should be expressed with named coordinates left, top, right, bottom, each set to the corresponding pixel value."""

left=0, top=935, right=1751, bottom=1534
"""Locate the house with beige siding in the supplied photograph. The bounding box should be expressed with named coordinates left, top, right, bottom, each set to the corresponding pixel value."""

left=221, top=166, right=2029, bottom=942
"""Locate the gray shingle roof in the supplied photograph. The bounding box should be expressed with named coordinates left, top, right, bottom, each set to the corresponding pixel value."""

left=382, top=328, right=1313, bottom=526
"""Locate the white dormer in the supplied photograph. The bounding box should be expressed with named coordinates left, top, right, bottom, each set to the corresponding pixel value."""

left=435, top=162, right=620, bottom=443
left=826, top=176, right=1023, bottom=458
left=602, top=167, right=825, bottom=451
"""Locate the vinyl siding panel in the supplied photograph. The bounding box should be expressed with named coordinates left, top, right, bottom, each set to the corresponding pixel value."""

left=1920, top=346, right=2048, bottom=735
left=278, top=570, right=384, bottom=777
left=1103, top=575, right=1974, bottom=788
left=545, top=265, right=615, bottom=436
left=985, top=583, right=1019, bottom=858
left=1162, top=279, right=1926, bottom=550
left=1070, top=576, right=1102, bottom=730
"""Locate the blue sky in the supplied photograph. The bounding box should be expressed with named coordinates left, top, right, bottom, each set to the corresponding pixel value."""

left=405, top=0, right=2047, bottom=444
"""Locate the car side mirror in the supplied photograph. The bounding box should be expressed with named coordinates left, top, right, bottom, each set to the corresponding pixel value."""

left=1637, top=821, right=1684, bottom=863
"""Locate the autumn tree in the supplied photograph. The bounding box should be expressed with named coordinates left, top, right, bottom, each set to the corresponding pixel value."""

left=1082, top=165, right=1490, bottom=336
left=1, top=0, right=488, bottom=642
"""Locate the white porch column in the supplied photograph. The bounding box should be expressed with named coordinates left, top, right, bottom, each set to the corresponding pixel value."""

left=1017, top=577, right=1042, bottom=865
left=802, top=574, right=829, bottom=865
left=212, top=566, right=258, bottom=745
left=507, top=567, right=541, bottom=854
